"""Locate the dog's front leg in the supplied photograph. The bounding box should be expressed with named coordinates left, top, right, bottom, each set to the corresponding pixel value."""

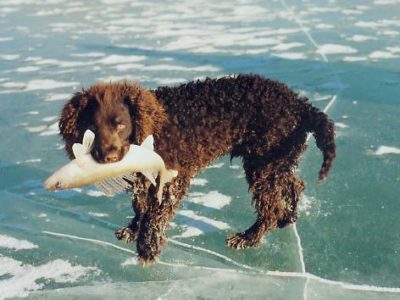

left=136, top=176, right=190, bottom=266
left=115, top=174, right=151, bottom=243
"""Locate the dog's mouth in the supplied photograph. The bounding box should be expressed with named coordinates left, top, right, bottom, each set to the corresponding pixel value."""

left=92, top=144, right=130, bottom=164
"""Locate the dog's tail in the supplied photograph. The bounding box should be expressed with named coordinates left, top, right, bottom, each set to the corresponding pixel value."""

left=302, top=102, right=336, bottom=181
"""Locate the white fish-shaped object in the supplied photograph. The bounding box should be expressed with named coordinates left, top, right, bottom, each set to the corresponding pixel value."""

left=44, top=130, right=178, bottom=203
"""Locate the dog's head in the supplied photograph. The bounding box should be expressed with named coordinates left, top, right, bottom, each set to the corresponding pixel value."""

left=88, top=89, right=132, bottom=163
left=59, top=82, right=167, bottom=163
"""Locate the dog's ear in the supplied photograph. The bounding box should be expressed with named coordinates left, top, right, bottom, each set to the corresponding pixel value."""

left=59, top=91, right=90, bottom=159
left=124, top=84, right=167, bottom=144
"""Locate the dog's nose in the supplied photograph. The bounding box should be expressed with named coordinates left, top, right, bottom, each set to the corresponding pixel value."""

left=104, top=153, right=119, bottom=163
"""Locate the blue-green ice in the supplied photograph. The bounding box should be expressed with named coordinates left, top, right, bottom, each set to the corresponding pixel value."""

left=1, top=0, right=399, bottom=299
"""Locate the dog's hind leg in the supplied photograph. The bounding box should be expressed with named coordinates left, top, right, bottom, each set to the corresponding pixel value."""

left=276, top=173, right=304, bottom=228
left=227, top=132, right=307, bottom=249
left=226, top=161, right=289, bottom=249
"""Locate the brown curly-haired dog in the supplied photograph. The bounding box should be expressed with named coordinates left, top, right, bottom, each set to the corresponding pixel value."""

left=59, top=74, right=335, bottom=265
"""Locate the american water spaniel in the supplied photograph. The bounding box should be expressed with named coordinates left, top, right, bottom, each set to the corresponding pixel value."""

left=58, top=74, right=336, bottom=265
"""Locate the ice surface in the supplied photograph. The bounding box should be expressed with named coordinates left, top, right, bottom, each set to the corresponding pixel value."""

left=1, top=0, right=400, bottom=299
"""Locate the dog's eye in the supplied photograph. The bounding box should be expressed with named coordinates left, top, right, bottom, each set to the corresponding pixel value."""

left=116, top=123, right=126, bottom=131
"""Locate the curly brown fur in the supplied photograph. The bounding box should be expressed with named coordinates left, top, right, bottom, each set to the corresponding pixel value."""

left=59, top=74, right=336, bottom=265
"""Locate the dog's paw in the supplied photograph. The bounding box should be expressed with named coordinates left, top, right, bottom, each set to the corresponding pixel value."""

left=137, top=252, right=160, bottom=267
left=136, top=231, right=167, bottom=266
left=115, top=226, right=137, bottom=243
left=136, top=241, right=163, bottom=267
left=226, top=233, right=262, bottom=249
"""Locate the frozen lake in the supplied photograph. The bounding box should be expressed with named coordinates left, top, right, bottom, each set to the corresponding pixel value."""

left=0, top=0, right=399, bottom=299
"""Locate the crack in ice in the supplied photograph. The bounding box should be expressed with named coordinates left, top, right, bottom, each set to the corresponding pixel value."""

left=42, top=230, right=400, bottom=295
left=279, top=0, right=347, bottom=299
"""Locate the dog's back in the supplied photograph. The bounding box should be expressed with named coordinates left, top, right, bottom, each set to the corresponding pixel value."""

left=154, top=74, right=335, bottom=179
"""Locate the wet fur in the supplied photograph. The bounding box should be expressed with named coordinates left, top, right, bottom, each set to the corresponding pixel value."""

left=59, top=74, right=336, bottom=265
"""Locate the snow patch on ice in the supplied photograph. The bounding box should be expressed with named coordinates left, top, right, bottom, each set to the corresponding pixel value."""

left=26, top=79, right=79, bottom=91
left=41, top=115, right=58, bottom=122
left=354, top=20, right=400, bottom=28
left=0, top=256, right=100, bottom=300
left=88, top=212, right=109, bottom=217
left=0, top=235, right=38, bottom=250
left=0, top=54, right=19, bottom=60
left=16, top=159, right=41, bottom=165
left=98, top=55, right=147, bottom=65
left=314, top=23, right=335, bottom=29
left=121, top=257, right=138, bottom=266
left=44, top=93, right=71, bottom=101
left=115, top=63, right=220, bottom=72
left=354, top=21, right=382, bottom=28
left=34, top=58, right=94, bottom=68
left=371, top=146, right=400, bottom=155
left=374, top=0, right=400, bottom=5
left=25, top=124, right=40, bottom=132
left=2, top=80, right=79, bottom=93
left=86, top=190, right=107, bottom=197
left=341, top=9, right=364, bottom=15
left=15, top=66, right=41, bottom=73
left=177, top=210, right=230, bottom=230
left=240, top=37, right=283, bottom=46
left=0, top=7, right=19, bottom=14
left=313, top=94, right=333, bottom=101
left=155, top=77, right=187, bottom=85
left=206, top=162, right=224, bottom=169
left=387, top=46, right=400, bottom=53
left=342, top=56, right=368, bottom=62
left=191, top=178, right=208, bottom=186
left=298, top=194, right=322, bottom=217
left=229, top=164, right=241, bottom=169
left=335, top=122, right=349, bottom=129
left=0, top=37, right=14, bottom=42
left=31, top=8, right=63, bottom=17
left=70, top=52, right=106, bottom=58
left=188, top=191, right=231, bottom=209
left=345, top=35, right=376, bottom=42
left=27, top=111, right=39, bottom=115
left=272, top=52, right=306, bottom=60
left=174, top=209, right=230, bottom=238
left=380, top=30, right=399, bottom=36
left=316, top=44, right=357, bottom=55
left=1, top=81, right=25, bottom=89
left=271, top=42, right=304, bottom=51
left=39, top=122, right=59, bottom=136
left=97, top=75, right=148, bottom=82
left=368, top=51, right=399, bottom=60
left=308, top=7, right=339, bottom=13
left=173, top=226, right=204, bottom=238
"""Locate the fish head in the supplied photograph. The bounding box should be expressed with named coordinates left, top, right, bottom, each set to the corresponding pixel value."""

left=43, top=163, right=78, bottom=191
left=44, top=176, right=63, bottom=191
left=44, top=172, right=67, bottom=191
